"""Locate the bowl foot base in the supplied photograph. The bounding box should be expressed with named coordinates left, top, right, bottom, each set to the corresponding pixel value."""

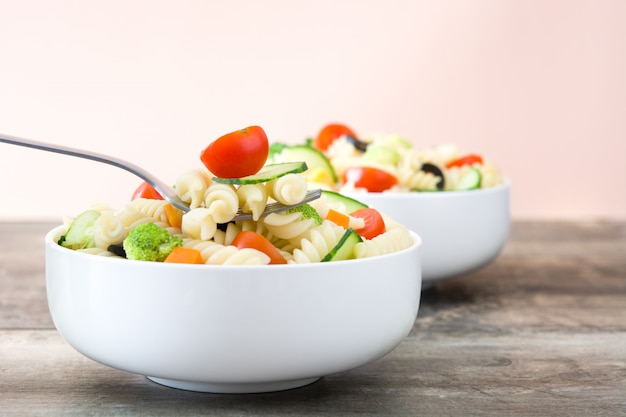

left=147, top=375, right=320, bottom=393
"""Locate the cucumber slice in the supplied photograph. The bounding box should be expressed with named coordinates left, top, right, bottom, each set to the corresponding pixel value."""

left=274, top=145, right=338, bottom=183
left=321, top=228, right=362, bottom=262
left=455, top=167, right=482, bottom=190
left=212, top=162, right=307, bottom=185
left=363, top=144, right=400, bottom=166
left=321, top=190, right=368, bottom=214
left=58, top=209, right=101, bottom=249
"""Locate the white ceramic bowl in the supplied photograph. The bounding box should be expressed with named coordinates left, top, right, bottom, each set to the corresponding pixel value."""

left=347, top=180, right=510, bottom=287
left=45, top=226, right=422, bottom=394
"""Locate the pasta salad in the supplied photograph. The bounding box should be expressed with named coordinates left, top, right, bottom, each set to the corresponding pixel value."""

left=271, top=123, right=505, bottom=194
left=57, top=126, right=414, bottom=265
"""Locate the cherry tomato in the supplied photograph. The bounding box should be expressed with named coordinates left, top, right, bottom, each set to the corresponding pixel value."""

left=200, top=126, right=269, bottom=178
left=131, top=181, right=163, bottom=200
left=231, top=231, right=287, bottom=264
left=445, top=154, right=483, bottom=169
left=342, top=166, right=398, bottom=192
left=351, top=208, right=386, bottom=240
left=313, top=123, right=357, bottom=151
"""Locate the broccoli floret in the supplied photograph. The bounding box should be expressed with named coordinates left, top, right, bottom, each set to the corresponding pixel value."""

left=287, top=203, right=323, bottom=226
left=123, top=222, right=182, bottom=262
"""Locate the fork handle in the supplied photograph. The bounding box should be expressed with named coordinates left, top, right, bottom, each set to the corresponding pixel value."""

left=0, top=132, right=187, bottom=211
left=1, top=133, right=149, bottom=179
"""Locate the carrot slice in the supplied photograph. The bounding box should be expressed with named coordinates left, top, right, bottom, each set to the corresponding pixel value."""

left=163, top=203, right=183, bottom=228
left=326, top=209, right=350, bottom=229
left=164, top=247, right=203, bottom=264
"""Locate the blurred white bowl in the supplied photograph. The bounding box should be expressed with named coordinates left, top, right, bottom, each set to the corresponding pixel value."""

left=45, top=226, right=422, bottom=393
left=348, top=180, right=510, bottom=287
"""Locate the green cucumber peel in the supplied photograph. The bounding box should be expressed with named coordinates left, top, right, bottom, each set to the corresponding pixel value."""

left=58, top=209, right=101, bottom=249
left=455, top=167, right=482, bottom=190
left=276, top=145, right=338, bottom=183
left=321, top=190, right=368, bottom=214
left=321, top=228, right=362, bottom=262
left=212, top=162, right=308, bottom=185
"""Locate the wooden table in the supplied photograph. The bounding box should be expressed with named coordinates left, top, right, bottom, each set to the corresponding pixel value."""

left=1, top=221, right=624, bottom=416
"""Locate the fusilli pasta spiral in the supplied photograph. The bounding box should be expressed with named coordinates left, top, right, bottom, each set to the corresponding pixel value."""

left=262, top=211, right=316, bottom=243
left=290, top=220, right=346, bottom=263
left=182, top=239, right=270, bottom=265
left=266, top=173, right=308, bottom=205
left=237, top=184, right=268, bottom=221
left=182, top=208, right=218, bottom=241
left=353, top=225, right=413, bottom=259
left=93, top=211, right=126, bottom=249
left=204, top=183, right=239, bottom=223
left=175, top=168, right=212, bottom=209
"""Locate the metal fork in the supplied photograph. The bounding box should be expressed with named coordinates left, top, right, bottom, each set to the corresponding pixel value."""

left=0, top=132, right=321, bottom=219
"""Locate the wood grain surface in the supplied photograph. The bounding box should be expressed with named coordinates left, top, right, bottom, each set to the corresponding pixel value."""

left=1, top=221, right=625, bottom=417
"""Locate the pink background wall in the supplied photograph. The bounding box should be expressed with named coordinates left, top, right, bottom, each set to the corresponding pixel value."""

left=1, top=0, right=624, bottom=220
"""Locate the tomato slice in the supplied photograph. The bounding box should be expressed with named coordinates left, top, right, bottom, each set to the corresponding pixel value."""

left=445, top=154, right=483, bottom=169
left=342, top=166, right=398, bottom=192
left=131, top=181, right=163, bottom=200
left=313, top=123, right=357, bottom=151
left=231, top=231, right=287, bottom=264
left=351, top=208, right=386, bottom=240
left=200, top=126, right=269, bottom=178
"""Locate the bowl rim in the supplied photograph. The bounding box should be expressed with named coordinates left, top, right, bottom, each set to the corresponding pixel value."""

left=46, top=225, right=422, bottom=271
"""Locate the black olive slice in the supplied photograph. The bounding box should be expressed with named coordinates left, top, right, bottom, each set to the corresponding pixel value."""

left=420, top=163, right=445, bottom=190
left=345, top=135, right=369, bottom=152
left=217, top=221, right=234, bottom=232
left=107, top=243, right=127, bottom=258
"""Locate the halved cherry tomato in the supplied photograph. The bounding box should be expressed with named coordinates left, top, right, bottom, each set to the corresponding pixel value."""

left=200, top=126, right=269, bottom=178
left=342, top=166, right=398, bottom=192
left=351, top=208, right=386, bottom=240
left=313, top=123, right=357, bottom=151
left=131, top=181, right=163, bottom=200
left=445, top=154, right=483, bottom=169
left=231, top=231, right=287, bottom=264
